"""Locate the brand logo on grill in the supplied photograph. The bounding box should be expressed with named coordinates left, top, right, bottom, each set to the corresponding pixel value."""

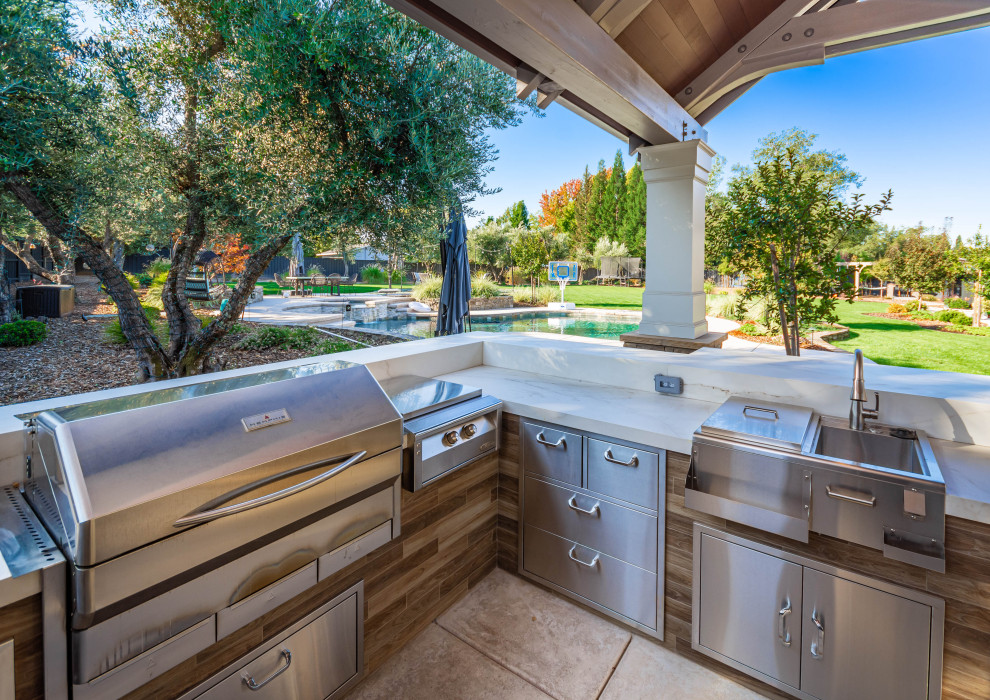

left=242, top=408, right=292, bottom=432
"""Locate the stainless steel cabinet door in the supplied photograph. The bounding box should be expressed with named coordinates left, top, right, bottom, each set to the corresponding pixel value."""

left=801, top=569, right=932, bottom=700
left=697, top=533, right=803, bottom=690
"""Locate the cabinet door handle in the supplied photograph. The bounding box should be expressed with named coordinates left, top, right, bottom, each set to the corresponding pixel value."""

left=567, top=545, right=600, bottom=568
left=536, top=432, right=566, bottom=448
left=810, top=609, right=825, bottom=659
left=567, top=495, right=601, bottom=516
left=243, top=648, right=292, bottom=690
left=603, top=449, right=638, bottom=467
left=826, top=484, right=876, bottom=507
left=778, top=600, right=792, bottom=647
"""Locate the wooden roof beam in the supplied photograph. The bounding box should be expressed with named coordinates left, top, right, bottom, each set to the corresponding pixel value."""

left=681, top=0, right=990, bottom=122
left=384, top=0, right=705, bottom=146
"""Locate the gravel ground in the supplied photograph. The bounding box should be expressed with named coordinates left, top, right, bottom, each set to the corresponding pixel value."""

left=0, top=277, right=408, bottom=408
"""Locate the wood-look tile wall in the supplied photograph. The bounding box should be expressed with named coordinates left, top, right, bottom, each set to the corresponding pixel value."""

left=0, top=593, right=44, bottom=700
left=126, top=453, right=499, bottom=699
left=497, top=414, right=990, bottom=700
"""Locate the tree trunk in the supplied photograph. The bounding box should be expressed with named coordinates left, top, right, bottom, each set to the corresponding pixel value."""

left=0, top=238, right=11, bottom=324
left=768, top=244, right=796, bottom=356
left=5, top=179, right=169, bottom=377
left=45, top=236, right=75, bottom=284
left=0, top=229, right=57, bottom=283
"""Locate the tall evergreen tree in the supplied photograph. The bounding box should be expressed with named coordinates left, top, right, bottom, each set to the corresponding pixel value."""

left=573, top=166, right=593, bottom=248
left=604, top=150, right=626, bottom=237
left=620, top=163, right=647, bottom=257
left=586, top=159, right=609, bottom=245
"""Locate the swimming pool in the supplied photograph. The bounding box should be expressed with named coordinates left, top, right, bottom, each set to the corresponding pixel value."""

left=352, top=312, right=640, bottom=340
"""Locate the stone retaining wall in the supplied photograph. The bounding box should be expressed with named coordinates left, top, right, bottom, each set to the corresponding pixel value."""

left=425, top=296, right=513, bottom=311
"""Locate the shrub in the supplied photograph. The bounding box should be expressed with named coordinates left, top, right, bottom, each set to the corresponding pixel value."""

left=235, top=325, right=321, bottom=351
left=123, top=272, right=141, bottom=290
left=0, top=319, right=47, bottom=347
left=534, top=285, right=559, bottom=306
left=306, top=265, right=323, bottom=277
left=137, top=273, right=153, bottom=287
left=946, top=297, right=972, bottom=309
left=921, top=294, right=938, bottom=302
left=738, top=321, right=759, bottom=336
left=144, top=257, right=171, bottom=276
left=936, top=310, right=970, bottom=325
left=470, top=274, right=502, bottom=299
left=412, top=276, right=443, bottom=301
left=360, top=265, right=402, bottom=284
left=910, top=310, right=935, bottom=320
left=310, top=339, right=353, bottom=356
left=904, top=300, right=927, bottom=312
left=703, top=281, right=715, bottom=295
left=887, top=303, right=907, bottom=314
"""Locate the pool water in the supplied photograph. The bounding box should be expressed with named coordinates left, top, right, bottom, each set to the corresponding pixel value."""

left=353, top=313, right=639, bottom=340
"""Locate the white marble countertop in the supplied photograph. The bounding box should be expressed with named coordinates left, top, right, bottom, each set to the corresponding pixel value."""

left=437, top=365, right=720, bottom=454
left=932, top=439, right=990, bottom=524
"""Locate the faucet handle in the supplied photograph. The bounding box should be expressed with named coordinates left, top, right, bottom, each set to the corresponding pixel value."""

left=864, top=392, right=880, bottom=420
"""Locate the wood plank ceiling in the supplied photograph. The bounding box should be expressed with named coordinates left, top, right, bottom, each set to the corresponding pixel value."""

left=613, top=0, right=785, bottom=97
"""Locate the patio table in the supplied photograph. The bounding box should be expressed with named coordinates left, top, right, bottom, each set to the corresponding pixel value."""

left=286, top=276, right=312, bottom=296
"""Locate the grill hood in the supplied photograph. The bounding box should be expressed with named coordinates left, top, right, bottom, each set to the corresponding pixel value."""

left=25, top=362, right=401, bottom=567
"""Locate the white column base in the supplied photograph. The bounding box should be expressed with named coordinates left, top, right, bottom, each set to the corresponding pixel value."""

left=638, top=291, right=708, bottom=339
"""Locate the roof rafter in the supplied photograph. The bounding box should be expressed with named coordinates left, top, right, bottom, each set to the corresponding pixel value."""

left=680, top=0, right=990, bottom=123
left=384, top=0, right=706, bottom=146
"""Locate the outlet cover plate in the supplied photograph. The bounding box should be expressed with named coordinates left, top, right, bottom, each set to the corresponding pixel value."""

left=654, top=374, right=683, bottom=395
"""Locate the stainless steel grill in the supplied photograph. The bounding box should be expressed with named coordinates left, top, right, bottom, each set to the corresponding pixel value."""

left=22, top=361, right=403, bottom=697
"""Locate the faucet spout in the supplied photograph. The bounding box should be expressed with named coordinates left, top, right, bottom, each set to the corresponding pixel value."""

left=849, top=349, right=880, bottom=430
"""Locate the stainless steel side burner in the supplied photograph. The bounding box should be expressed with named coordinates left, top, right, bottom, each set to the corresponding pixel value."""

left=379, top=375, right=502, bottom=491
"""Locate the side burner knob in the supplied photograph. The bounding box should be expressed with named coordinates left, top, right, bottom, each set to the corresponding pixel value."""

left=443, top=431, right=460, bottom=446
left=461, top=423, right=477, bottom=439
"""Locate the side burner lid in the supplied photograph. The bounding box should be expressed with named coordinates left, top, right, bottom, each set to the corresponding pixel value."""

left=698, top=396, right=815, bottom=452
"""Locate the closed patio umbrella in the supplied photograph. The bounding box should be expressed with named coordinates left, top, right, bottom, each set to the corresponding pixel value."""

left=290, top=233, right=305, bottom=276
left=436, top=208, right=472, bottom=336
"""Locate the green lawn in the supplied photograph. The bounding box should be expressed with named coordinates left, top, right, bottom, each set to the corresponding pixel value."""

left=502, top=283, right=646, bottom=309
left=829, top=301, right=990, bottom=375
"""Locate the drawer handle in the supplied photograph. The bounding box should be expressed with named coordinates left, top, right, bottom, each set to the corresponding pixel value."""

left=826, top=484, right=876, bottom=507
left=743, top=405, right=779, bottom=420
left=243, top=648, right=292, bottom=690
left=778, top=599, right=792, bottom=647
left=567, top=545, right=600, bottom=568
left=567, top=495, right=601, bottom=516
left=536, top=432, right=566, bottom=448
left=603, top=449, right=638, bottom=467
left=810, top=609, right=825, bottom=659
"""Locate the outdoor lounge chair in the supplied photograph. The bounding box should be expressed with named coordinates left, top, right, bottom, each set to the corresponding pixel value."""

left=594, top=257, right=620, bottom=285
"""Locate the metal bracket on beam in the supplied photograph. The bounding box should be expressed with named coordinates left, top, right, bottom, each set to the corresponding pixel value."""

left=628, top=134, right=648, bottom=156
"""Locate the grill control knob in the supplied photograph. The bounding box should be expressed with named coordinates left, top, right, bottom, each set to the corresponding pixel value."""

left=443, top=431, right=459, bottom=446
left=461, top=423, right=477, bottom=439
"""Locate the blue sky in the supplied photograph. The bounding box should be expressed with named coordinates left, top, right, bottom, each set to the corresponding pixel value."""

left=471, top=26, right=990, bottom=238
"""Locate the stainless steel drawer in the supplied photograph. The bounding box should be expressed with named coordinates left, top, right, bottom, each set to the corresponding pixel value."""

left=522, top=422, right=582, bottom=486
left=587, top=438, right=661, bottom=510
left=196, top=588, right=359, bottom=699
left=524, top=476, right=658, bottom=572
left=523, top=524, right=657, bottom=629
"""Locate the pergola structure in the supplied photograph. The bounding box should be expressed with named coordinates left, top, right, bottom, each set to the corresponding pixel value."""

left=384, top=0, right=990, bottom=351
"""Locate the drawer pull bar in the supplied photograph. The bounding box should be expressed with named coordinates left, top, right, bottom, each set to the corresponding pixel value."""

left=243, top=649, right=292, bottom=690
left=743, top=405, right=779, bottom=420
left=536, top=432, right=566, bottom=448
left=810, top=610, right=825, bottom=659
left=825, top=485, right=876, bottom=507
left=567, top=545, right=600, bottom=568
left=567, top=495, right=601, bottom=516
left=778, top=600, right=792, bottom=647
left=603, top=449, right=638, bottom=467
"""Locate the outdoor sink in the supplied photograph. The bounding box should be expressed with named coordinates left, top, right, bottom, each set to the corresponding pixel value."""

left=807, top=417, right=941, bottom=481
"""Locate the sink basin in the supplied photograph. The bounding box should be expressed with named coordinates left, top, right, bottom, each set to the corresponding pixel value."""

left=809, top=418, right=938, bottom=479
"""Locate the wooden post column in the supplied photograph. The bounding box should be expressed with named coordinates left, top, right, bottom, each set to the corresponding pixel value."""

left=620, top=140, right=726, bottom=353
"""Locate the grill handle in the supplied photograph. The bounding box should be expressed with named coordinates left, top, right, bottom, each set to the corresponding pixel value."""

left=173, top=450, right=367, bottom=528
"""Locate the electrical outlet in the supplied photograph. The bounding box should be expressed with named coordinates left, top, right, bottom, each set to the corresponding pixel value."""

left=654, top=374, right=683, bottom=395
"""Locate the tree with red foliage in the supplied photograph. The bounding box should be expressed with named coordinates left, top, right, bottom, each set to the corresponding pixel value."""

left=537, top=179, right=581, bottom=233
left=216, top=234, right=251, bottom=275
